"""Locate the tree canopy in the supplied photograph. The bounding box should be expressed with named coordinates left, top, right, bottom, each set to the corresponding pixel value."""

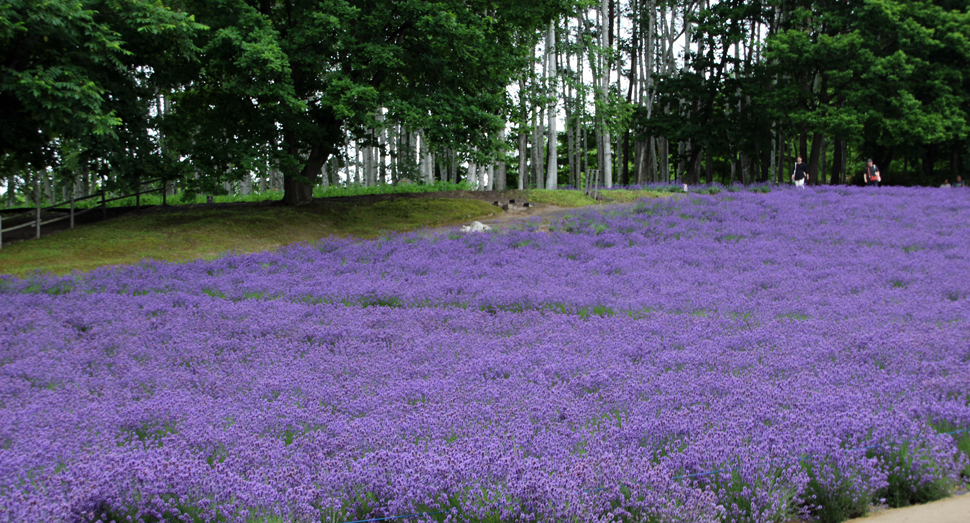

left=0, top=0, right=204, bottom=171
left=163, top=0, right=568, bottom=204
left=2, top=0, right=969, bottom=204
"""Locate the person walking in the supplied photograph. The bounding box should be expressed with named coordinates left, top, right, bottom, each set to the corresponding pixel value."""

left=792, top=156, right=809, bottom=188
left=863, top=159, right=881, bottom=187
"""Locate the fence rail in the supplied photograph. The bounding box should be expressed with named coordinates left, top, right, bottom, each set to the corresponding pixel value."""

left=0, top=178, right=166, bottom=249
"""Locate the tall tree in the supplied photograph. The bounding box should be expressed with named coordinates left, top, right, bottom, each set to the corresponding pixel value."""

left=167, top=0, right=567, bottom=205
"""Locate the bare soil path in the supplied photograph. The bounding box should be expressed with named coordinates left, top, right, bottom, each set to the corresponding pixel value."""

left=418, top=201, right=623, bottom=236
left=843, top=492, right=970, bottom=523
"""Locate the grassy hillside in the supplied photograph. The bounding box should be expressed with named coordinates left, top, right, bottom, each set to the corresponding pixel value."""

left=0, top=198, right=501, bottom=277
left=0, top=188, right=674, bottom=277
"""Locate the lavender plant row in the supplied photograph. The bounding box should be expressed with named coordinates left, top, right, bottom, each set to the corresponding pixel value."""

left=20, top=188, right=968, bottom=324
left=1, top=187, right=969, bottom=523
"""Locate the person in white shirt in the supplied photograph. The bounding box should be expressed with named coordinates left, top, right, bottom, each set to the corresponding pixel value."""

left=791, top=156, right=808, bottom=187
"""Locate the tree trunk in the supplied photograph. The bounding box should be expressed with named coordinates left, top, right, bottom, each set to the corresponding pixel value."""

left=532, top=109, right=544, bottom=189
left=830, top=138, right=843, bottom=185
left=819, top=135, right=826, bottom=185
left=518, top=123, right=528, bottom=190
left=634, top=139, right=647, bottom=184
left=451, top=150, right=459, bottom=184
left=706, top=149, right=714, bottom=184
left=546, top=21, right=558, bottom=190
left=759, top=133, right=771, bottom=183
left=546, top=109, right=558, bottom=190
left=874, top=147, right=896, bottom=181
left=951, top=147, right=960, bottom=181
left=923, top=144, right=937, bottom=181
left=41, top=171, right=54, bottom=204
left=575, top=117, right=583, bottom=187
left=363, top=137, right=374, bottom=186
left=807, top=132, right=823, bottom=184
left=497, top=129, right=507, bottom=190
left=658, top=137, right=668, bottom=182
left=622, top=130, right=631, bottom=185
left=282, top=140, right=330, bottom=206
left=567, top=116, right=576, bottom=188
left=799, top=130, right=808, bottom=164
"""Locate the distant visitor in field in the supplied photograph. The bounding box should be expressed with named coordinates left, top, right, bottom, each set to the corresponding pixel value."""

left=791, top=156, right=808, bottom=187
left=941, top=179, right=952, bottom=188
left=955, top=175, right=965, bottom=188
left=864, top=159, right=881, bottom=187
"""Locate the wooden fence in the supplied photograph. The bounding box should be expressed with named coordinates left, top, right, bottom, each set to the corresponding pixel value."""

left=0, top=178, right=167, bottom=249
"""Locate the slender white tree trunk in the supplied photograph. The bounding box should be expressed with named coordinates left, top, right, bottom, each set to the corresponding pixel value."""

left=497, top=129, right=507, bottom=190
left=376, top=111, right=386, bottom=186
left=599, top=0, right=612, bottom=188
left=532, top=109, right=544, bottom=189
left=546, top=20, right=558, bottom=190
left=468, top=160, right=478, bottom=188
left=417, top=130, right=426, bottom=182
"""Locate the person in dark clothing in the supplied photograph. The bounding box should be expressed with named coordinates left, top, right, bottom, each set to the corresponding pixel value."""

left=791, top=156, right=809, bottom=187
left=863, top=159, right=881, bottom=187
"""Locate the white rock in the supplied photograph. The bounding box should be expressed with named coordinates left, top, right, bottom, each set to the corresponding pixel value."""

left=460, top=221, right=492, bottom=233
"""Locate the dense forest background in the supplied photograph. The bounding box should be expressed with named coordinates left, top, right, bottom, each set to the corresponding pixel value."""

left=2, top=0, right=969, bottom=207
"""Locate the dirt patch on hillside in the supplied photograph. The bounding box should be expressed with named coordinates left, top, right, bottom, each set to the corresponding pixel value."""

left=416, top=202, right=625, bottom=237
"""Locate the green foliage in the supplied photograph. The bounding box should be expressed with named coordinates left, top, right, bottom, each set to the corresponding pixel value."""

left=869, top=442, right=952, bottom=508
left=578, top=305, right=615, bottom=319
left=68, top=180, right=477, bottom=209
left=931, top=421, right=970, bottom=479
left=766, top=0, right=970, bottom=175
left=0, top=0, right=205, bottom=169
left=165, top=0, right=570, bottom=204
left=710, top=467, right=799, bottom=523
left=800, top=458, right=872, bottom=523
left=640, top=0, right=773, bottom=184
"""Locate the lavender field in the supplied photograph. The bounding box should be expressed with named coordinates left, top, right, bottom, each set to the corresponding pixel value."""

left=2, top=187, right=969, bottom=523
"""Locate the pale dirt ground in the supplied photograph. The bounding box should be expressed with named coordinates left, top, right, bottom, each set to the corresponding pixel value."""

left=436, top=202, right=970, bottom=523
left=420, top=201, right=618, bottom=236
left=843, top=492, right=970, bottom=523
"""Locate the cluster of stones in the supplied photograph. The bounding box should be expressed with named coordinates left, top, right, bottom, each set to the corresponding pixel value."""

left=492, top=199, right=532, bottom=213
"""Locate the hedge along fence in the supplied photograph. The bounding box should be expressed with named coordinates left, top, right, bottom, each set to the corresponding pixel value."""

left=0, top=178, right=167, bottom=248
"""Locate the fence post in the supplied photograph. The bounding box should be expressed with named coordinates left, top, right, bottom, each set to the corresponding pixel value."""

left=136, top=180, right=141, bottom=210
left=36, top=201, right=41, bottom=239
left=163, top=180, right=167, bottom=206
left=1, top=213, right=3, bottom=250
left=70, top=191, right=75, bottom=229
left=101, top=190, right=106, bottom=219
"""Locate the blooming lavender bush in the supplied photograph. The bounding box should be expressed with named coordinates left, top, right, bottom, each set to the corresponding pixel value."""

left=1, top=186, right=968, bottom=523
